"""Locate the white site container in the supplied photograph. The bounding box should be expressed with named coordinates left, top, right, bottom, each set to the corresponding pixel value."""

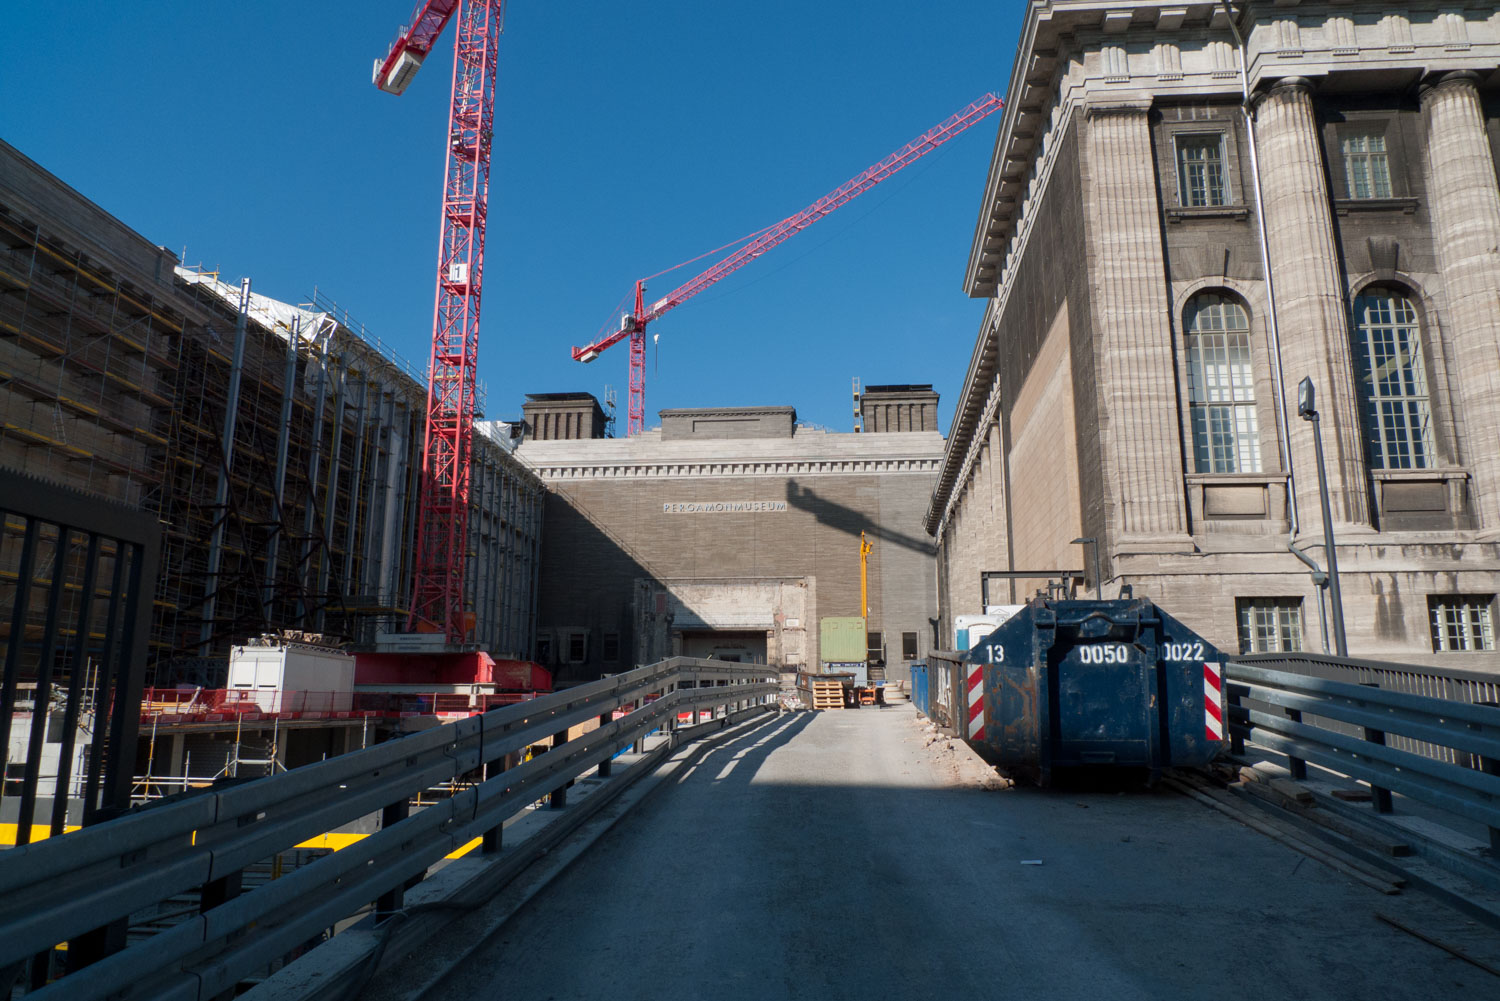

left=954, top=606, right=1026, bottom=652
left=228, top=643, right=355, bottom=712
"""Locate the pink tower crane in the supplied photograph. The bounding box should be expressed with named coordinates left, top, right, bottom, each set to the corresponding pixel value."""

left=571, top=93, right=1003, bottom=436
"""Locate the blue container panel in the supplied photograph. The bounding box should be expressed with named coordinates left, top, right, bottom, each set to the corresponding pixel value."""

left=1052, top=643, right=1152, bottom=766
left=910, top=662, right=929, bottom=717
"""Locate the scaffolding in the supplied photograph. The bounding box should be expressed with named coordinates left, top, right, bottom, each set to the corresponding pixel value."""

left=1, top=142, right=546, bottom=693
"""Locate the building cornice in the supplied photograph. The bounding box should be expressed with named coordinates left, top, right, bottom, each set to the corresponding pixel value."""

left=525, top=455, right=943, bottom=484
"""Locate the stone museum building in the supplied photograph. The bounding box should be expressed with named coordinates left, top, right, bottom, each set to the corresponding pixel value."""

left=930, top=1, right=1500, bottom=667
left=515, top=387, right=943, bottom=684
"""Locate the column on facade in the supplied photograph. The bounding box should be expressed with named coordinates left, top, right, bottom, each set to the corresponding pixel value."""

left=1083, top=101, right=1189, bottom=540
left=1420, top=71, right=1500, bottom=532
left=974, top=435, right=995, bottom=593
left=949, top=490, right=982, bottom=614
left=983, top=419, right=1009, bottom=588
left=1253, top=77, right=1371, bottom=529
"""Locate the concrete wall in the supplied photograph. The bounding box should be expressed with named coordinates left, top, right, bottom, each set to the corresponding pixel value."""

left=520, top=425, right=942, bottom=683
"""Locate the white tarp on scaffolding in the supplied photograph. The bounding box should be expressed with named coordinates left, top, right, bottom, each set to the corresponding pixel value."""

left=475, top=420, right=520, bottom=453
left=175, top=266, right=339, bottom=350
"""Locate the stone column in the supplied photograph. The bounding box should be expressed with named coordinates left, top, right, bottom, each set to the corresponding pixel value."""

left=1420, top=71, right=1500, bottom=532
left=1253, top=77, right=1371, bottom=528
left=984, top=420, right=1009, bottom=582
left=1083, top=101, right=1189, bottom=541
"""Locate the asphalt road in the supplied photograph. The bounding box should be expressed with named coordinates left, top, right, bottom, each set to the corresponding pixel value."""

left=418, top=705, right=1492, bottom=1001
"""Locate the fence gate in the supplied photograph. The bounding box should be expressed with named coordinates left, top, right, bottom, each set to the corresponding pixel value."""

left=1, top=469, right=161, bottom=847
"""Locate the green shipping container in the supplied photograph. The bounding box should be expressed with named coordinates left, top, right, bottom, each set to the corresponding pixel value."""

left=819, top=616, right=867, bottom=666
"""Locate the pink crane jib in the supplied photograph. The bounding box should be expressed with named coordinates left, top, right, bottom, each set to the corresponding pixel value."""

left=375, top=0, right=504, bottom=644
left=572, top=92, right=1004, bottom=437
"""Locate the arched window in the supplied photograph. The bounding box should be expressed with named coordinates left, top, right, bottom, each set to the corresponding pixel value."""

left=1185, top=293, right=1261, bottom=473
left=1351, top=289, right=1433, bottom=469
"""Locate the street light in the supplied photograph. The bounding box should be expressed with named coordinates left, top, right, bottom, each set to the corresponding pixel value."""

left=1071, top=537, right=1101, bottom=600
left=1296, top=377, right=1348, bottom=656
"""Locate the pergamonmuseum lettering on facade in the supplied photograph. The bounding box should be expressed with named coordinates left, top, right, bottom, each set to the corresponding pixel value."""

left=662, top=501, right=789, bottom=514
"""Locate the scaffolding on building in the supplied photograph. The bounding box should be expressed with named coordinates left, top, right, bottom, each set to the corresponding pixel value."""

left=2, top=150, right=545, bottom=696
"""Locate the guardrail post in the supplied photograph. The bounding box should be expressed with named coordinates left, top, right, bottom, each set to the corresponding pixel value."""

left=482, top=757, right=506, bottom=854
left=1226, top=683, right=1249, bottom=755
left=1476, top=712, right=1500, bottom=852
left=1284, top=708, right=1307, bottom=780
left=597, top=711, right=613, bottom=777
left=376, top=799, right=411, bottom=915
left=1358, top=683, right=1393, bottom=814
left=549, top=729, right=570, bottom=808
left=201, top=867, right=244, bottom=912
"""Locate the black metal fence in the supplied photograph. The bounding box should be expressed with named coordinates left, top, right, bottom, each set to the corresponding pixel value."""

left=0, top=468, right=161, bottom=843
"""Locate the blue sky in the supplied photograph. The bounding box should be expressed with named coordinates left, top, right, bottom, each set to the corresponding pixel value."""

left=0, top=1, right=1020, bottom=432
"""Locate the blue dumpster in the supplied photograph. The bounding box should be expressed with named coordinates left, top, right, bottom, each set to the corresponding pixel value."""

left=909, top=661, right=929, bottom=718
left=966, top=598, right=1227, bottom=784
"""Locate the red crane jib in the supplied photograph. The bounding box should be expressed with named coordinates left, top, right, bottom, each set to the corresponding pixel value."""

left=375, top=0, right=462, bottom=91
left=571, top=92, right=1004, bottom=436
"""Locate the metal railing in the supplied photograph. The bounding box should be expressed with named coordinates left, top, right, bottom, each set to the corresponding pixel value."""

left=137, top=687, right=547, bottom=723
left=1224, top=661, right=1500, bottom=853
left=1236, top=650, right=1500, bottom=705
left=1236, top=651, right=1500, bottom=766
left=0, top=657, right=777, bottom=1000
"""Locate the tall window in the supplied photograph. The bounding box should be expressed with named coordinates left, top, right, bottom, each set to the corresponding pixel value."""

left=1341, top=132, right=1393, bottom=199
left=1176, top=133, right=1229, bottom=207
left=1185, top=294, right=1261, bottom=473
left=1351, top=290, right=1433, bottom=469
left=1237, top=598, right=1303, bottom=654
left=1429, top=595, right=1494, bottom=652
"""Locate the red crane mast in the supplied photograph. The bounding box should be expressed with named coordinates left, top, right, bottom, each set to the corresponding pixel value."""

left=572, top=93, right=1003, bottom=436
left=375, top=0, right=504, bottom=644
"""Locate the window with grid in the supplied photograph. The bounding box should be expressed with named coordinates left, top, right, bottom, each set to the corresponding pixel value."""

left=1341, top=132, right=1393, bottom=199
left=1176, top=133, right=1229, bottom=207
left=1236, top=598, right=1303, bottom=654
left=1429, top=595, right=1494, bottom=652
left=602, top=632, right=620, bottom=663
left=1185, top=293, right=1261, bottom=473
left=1351, top=290, right=1433, bottom=469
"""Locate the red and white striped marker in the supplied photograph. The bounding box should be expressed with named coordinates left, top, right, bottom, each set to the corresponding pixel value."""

left=967, top=664, right=986, bottom=742
left=1204, top=662, right=1224, bottom=742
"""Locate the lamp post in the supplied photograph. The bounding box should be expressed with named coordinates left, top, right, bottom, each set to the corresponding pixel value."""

left=1071, top=537, right=1101, bottom=600
left=1297, top=377, right=1348, bottom=656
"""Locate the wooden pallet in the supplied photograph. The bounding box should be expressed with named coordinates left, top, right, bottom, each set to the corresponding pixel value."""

left=807, top=679, right=845, bottom=710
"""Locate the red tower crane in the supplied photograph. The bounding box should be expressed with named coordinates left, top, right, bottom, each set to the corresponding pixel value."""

left=572, top=93, right=1003, bottom=436
left=374, top=0, right=504, bottom=644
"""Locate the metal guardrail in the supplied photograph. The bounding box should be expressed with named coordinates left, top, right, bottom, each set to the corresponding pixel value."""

left=1224, top=662, right=1500, bottom=853
left=1235, top=652, right=1500, bottom=766
left=0, top=657, right=777, bottom=1000
left=1237, top=650, right=1500, bottom=704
